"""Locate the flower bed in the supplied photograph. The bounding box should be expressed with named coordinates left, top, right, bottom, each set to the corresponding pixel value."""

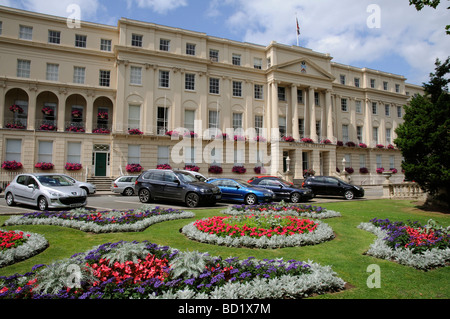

left=0, top=241, right=345, bottom=299
left=0, top=229, right=48, bottom=268
left=358, top=218, right=450, bottom=270
left=4, top=206, right=195, bottom=234
left=182, top=214, right=335, bottom=249
left=222, top=202, right=342, bottom=219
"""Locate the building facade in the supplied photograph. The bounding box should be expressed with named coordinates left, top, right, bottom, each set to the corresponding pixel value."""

left=0, top=6, right=424, bottom=186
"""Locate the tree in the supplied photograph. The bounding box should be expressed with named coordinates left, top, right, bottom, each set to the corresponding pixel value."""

left=409, top=0, right=450, bottom=34
left=395, top=57, right=450, bottom=204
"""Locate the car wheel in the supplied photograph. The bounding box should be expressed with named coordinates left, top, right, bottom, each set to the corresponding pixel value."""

left=139, top=189, right=151, bottom=203
left=5, top=193, right=15, bottom=206
left=290, top=192, right=301, bottom=203
left=81, top=187, right=89, bottom=195
left=344, top=190, right=354, bottom=200
left=38, top=196, right=48, bottom=211
left=123, top=187, right=134, bottom=196
left=186, top=192, right=200, bottom=208
left=245, top=194, right=258, bottom=205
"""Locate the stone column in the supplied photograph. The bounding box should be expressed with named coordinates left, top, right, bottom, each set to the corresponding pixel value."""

left=271, top=81, right=279, bottom=141
left=291, top=84, right=300, bottom=141
left=27, top=85, right=38, bottom=130
left=364, top=98, right=372, bottom=147
left=326, top=89, right=333, bottom=141
left=309, top=87, right=316, bottom=141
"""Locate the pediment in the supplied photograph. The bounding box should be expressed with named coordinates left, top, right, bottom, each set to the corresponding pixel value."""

left=275, top=58, right=335, bottom=80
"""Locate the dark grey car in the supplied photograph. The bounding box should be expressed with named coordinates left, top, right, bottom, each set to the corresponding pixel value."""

left=134, top=169, right=222, bottom=208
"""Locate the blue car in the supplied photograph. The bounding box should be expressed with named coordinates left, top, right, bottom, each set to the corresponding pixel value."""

left=207, top=178, right=275, bottom=205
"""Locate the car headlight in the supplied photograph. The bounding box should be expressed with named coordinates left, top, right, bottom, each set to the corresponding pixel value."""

left=49, top=191, right=64, bottom=197
left=199, top=188, right=212, bottom=194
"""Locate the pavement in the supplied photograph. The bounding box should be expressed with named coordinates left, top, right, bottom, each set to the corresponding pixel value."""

left=0, top=186, right=384, bottom=215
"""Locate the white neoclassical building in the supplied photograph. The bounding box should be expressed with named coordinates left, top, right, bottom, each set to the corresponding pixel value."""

left=0, top=6, right=424, bottom=187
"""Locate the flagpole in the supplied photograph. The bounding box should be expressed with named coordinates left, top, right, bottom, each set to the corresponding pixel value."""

left=296, top=15, right=300, bottom=46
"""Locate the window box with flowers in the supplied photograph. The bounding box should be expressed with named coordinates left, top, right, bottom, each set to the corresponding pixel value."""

left=65, top=163, right=82, bottom=171
left=282, top=136, right=295, bottom=142
left=321, top=139, right=332, bottom=144
left=390, top=168, right=398, bottom=174
left=156, top=164, right=171, bottom=170
left=34, top=162, right=54, bottom=170
left=234, top=135, right=246, bottom=141
left=253, top=136, right=267, bottom=142
left=165, top=130, right=179, bottom=138
left=303, top=168, right=315, bottom=177
left=184, top=131, right=198, bottom=138
left=232, top=165, right=247, bottom=174
left=376, top=167, right=385, bottom=174
left=208, top=165, right=223, bottom=174
left=360, top=167, right=369, bottom=174
left=128, top=129, right=143, bottom=135
left=359, top=143, right=367, bottom=148
left=2, top=161, right=23, bottom=171
left=376, top=144, right=385, bottom=149
left=345, top=167, right=354, bottom=174
left=93, top=128, right=110, bottom=134
left=126, top=163, right=143, bottom=173
left=337, top=141, right=344, bottom=146
left=345, top=141, right=356, bottom=147
left=301, top=137, right=314, bottom=143
left=97, top=112, right=108, bottom=120
left=184, top=165, right=200, bottom=172
left=5, top=123, right=26, bottom=129
left=39, top=124, right=57, bottom=131
left=387, top=144, right=395, bottom=150
left=9, top=105, right=24, bottom=114
left=66, top=125, right=85, bottom=133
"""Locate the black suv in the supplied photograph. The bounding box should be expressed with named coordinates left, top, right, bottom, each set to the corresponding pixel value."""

left=248, top=177, right=313, bottom=203
left=135, top=169, right=222, bottom=207
left=302, top=176, right=364, bottom=200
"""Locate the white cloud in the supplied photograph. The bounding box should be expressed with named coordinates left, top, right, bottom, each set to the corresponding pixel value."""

left=218, top=0, right=450, bottom=84
left=16, top=0, right=100, bottom=20
left=126, top=0, right=187, bottom=14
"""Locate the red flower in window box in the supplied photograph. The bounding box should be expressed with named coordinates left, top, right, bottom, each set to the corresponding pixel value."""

left=208, top=165, right=223, bottom=174
left=2, top=161, right=23, bottom=170
left=65, top=163, right=82, bottom=171
left=156, top=164, right=171, bottom=170
left=126, top=163, right=143, bottom=173
left=35, top=162, right=54, bottom=170
left=232, top=165, right=246, bottom=174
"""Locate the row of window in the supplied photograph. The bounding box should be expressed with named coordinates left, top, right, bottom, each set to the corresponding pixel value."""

left=340, top=98, right=402, bottom=118
left=2, top=23, right=113, bottom=51
left=16, top=59, right=111, bottom=86
left=342, top=153, right=397, bottom=170
left=339, top=74, right=402, bottom=93
left=130, top=33, right=264, bottom=69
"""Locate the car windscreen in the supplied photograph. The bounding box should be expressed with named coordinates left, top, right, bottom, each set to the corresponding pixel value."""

left=175, top=172, right=198, bottom=183
left=37, top=175, right=73, bottom=187
left=235, top=180, right=252, bottom=187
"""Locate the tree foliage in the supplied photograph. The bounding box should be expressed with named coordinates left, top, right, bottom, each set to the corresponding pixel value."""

left=395, top=58, right=450, bottom=200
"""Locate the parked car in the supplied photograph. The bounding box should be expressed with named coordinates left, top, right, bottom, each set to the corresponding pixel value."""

left=302, top=176, right=364, bottom=200
left=135, top=169, right=222, bottom=208
left=61, top=174, right=96, bottom=195
left=248, top=176, right=313, bottom=203
left=111, top=176, right=138, bottom=196
left=207, top=178, right=275, bottom=205
left=4, top=173, right=87, bottom=210
left=178, top=170, right=207, bottom=182
left=247, top=175, right=294, bottom=185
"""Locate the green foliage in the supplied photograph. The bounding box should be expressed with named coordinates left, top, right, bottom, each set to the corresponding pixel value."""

left=169, top=250, right=211, bottom=279
left=395, top=58, right=450, bottom=199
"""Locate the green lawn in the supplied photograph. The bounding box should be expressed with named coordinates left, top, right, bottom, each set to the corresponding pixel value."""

left=1, top=199, right=449, bottom=299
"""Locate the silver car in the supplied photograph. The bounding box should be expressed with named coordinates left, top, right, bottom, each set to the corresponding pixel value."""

left=61, top=174, right=96, bottom=195
left=111, top=176, right=138, bottom=196
left=4, top=173, right=87, bottom=210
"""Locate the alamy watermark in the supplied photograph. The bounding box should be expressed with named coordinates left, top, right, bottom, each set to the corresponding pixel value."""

left=367, top=4, right=381, bottom=29
left=366, top=264, right=381, bottom=288
left=66, top=4, right=81, bottom=29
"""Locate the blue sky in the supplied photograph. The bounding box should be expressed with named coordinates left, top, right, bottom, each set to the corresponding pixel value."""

left=1, top=0, right=449, bottom=85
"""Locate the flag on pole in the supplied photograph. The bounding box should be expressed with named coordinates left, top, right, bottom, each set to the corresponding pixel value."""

left=296, top=17, right=300, bottom=46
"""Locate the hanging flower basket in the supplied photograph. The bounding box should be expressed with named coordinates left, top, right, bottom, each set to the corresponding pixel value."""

left=208, top=165, right=223, bottom=174
left=71, top=110, right=82, bottom=118
left=2, top=161, right=23, bottom=170
left=9, top=105, right=24, bottom=114
left=97, top=112, right=108, bottom=120
left=42, top=107, right=54, bottom=116
left=126, top=163, right=143, bottom=173
left=232, top=165, right=246, bottom=174
left=156, top=164, right=171, bottom=170
left=65, top=163, right=82, bottom=171
left=35, top=162, right=54, bottom=170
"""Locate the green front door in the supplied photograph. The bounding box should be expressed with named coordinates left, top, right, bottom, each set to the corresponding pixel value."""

left=95, top=153, right=107, bottom=176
